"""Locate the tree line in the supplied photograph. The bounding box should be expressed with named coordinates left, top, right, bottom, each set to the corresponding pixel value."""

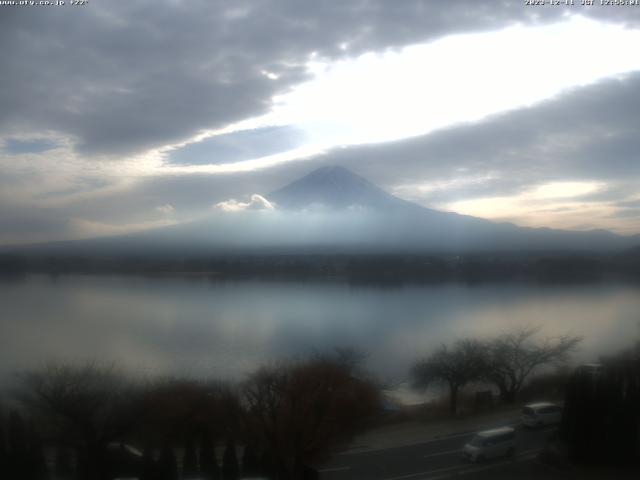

left=5, top=326, right=625, bottom=479
left=0, top=350, right=381, bottom=480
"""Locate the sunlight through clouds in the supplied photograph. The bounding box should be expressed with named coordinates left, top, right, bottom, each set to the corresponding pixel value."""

left=5, top=3, right=640, bottom=242
left=270, top=16, right=640, bottom=146
left=529, top=182, right=603, bottom=200
left=167, top=16, right=640, bottom=174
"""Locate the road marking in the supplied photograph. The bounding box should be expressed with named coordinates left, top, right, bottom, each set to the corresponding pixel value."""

left=513, top=448, right=541, bottom=458
left=432, top=451, right=539, bottom=479
left=336, top=432, right=474, bottom=456
left=423, top=448, right=460, bottom=459
left=318, top=466, right=351, bottom=473
left=382, top=464, right=465, bottom=480
left=422, top=423, right=519, bottom=444
left=380, top=449, right=541, bottom=480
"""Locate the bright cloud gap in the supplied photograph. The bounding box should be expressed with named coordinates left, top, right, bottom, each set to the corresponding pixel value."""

left=163, top=15, right=640, bottom=175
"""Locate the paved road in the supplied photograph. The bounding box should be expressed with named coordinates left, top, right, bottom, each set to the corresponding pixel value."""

left=319, top=423, right=558, bottom=480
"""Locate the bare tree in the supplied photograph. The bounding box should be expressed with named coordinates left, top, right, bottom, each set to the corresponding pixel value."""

left=18, top=362, right=146, bottom=480
left=242, top=357, right=381, bottom=480
left=484, top=327, right=581, bottom=404
left=411, top=339, right=487, bottom=416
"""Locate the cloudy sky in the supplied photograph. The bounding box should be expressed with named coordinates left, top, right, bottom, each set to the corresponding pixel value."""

left=2, top=0, right=640, bottom=245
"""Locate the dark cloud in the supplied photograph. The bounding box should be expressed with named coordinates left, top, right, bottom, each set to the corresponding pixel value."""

left=3, top=0, right=635, bottom=157
left=3, top=1, right=640, bottom=242
left=8, top=68, right=638, bottom=241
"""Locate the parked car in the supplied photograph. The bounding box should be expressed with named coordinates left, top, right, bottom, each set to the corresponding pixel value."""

left=462, top=427, right=515, bottom=463
left=521, top=402, right=562, bottom=428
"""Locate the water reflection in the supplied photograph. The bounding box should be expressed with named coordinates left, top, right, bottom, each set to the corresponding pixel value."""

left=1, top=275, right=639, bottom=392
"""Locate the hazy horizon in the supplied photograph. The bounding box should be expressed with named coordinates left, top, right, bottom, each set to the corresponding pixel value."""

left=2, top=165, right=639, bottom=256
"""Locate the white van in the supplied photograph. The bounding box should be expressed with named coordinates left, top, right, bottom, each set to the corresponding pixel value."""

left=521, top=402, right=562, bottom=428
left=462, top=427, right=515, bottom=463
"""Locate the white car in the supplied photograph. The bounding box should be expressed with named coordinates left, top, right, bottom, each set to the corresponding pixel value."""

left=462, top=427, right=515, bottom=463
left=521, top=402, right=562, bottom=428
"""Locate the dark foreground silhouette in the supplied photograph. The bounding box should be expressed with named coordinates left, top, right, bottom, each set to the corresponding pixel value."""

left=1, top=351, right=379, bottom=480
left=1, top=337, right=638, bottom=479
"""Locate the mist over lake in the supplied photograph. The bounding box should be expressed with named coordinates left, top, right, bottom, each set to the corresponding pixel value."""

left=2, top=274, right=638, bottom=398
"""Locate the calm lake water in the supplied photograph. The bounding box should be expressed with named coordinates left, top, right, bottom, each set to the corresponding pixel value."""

left=1, top=274, right=639, bottom=401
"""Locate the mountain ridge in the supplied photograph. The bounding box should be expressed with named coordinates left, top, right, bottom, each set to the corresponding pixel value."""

left=1, top=165, right=639, bottom=255
left=265, top=166, right=636, bottom=251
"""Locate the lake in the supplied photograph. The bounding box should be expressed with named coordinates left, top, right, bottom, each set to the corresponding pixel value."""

left=1, top=274, right=639, bottom=402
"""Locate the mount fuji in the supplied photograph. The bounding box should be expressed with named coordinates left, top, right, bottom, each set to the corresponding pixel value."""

left=263, top=166, right=636, bottom=252
left=4, top=166, right=639, bottom=256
